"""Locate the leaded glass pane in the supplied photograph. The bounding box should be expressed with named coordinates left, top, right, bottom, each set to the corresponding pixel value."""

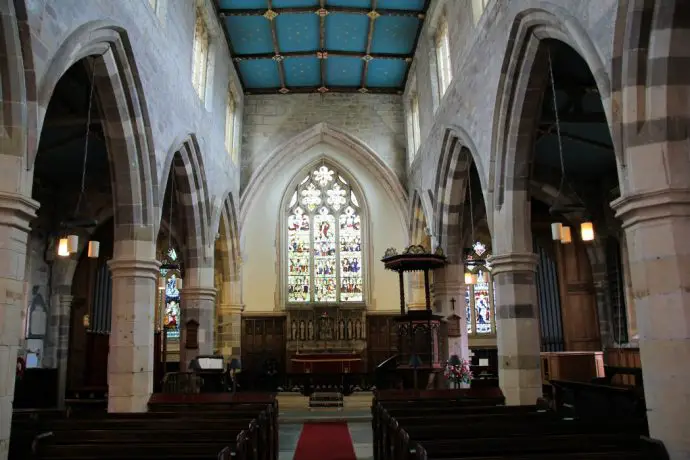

left=340, top=206, right=362, bottom=302
left=288, top=207, right=310, bottom=302
left=313, top=207, right=336, bottom=302
left=465, top=286, right=472, bottom=334
left=474, top=271, right=492, bottom=333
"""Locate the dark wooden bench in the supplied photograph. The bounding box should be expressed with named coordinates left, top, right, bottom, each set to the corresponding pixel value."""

left=413, top=432, right=667, bottom=459
left=373, top=387, right=667, bottom=460
left=10, top=395, right=276, bottom=460
left=551, top=379, right=645, bottom=418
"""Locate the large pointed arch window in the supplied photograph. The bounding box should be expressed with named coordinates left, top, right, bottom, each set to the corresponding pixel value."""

left=286, top=164, right=364, bottom=304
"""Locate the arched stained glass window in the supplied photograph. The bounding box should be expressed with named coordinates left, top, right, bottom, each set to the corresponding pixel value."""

left=286, top=164, right=364, bottom=304
left=465, top=241, right=497, bottom=335
left=159, top=247, right=182, bottom=339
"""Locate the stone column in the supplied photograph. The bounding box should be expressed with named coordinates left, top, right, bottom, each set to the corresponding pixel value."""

left=433, top=264, right=469, bottom=361
left=489, top=252, right=542, bottom=405
left=216, top=303, right=243, bottom=361
left=0, top=191, right=39, bottom=460
left=611, top=189, right=690, bottom=459
left=107, top=258, right=160, bottom=413
left=55, top=293, right=73, bottom=408
left=179, top=287, right=216, bottom=370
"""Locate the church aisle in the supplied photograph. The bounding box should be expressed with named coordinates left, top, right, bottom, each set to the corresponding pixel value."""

left=279, top=422, right=372, bottom=460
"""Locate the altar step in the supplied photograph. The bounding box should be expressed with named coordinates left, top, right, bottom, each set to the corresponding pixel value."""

left=308, top=391, right=344, bottom=409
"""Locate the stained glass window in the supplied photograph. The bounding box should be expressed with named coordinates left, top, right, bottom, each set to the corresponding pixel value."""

left=159, top=247, right=182, bottom=339
left=465, top=241, right=496, bottom=335
left=287, top=164, right=364, bottom=304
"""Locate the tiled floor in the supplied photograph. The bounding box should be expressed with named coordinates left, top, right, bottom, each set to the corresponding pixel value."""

left=278, top=422, right=373, bottom=460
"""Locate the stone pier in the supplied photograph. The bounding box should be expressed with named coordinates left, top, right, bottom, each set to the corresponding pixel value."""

left=489, top=252, right=542, bottom=405
left=180, top=286, right=216, bottom=369
left=107, top=257, right=160, bottom=413
left=0, top=191, right=39, bottom=460
left=612, top=189, right=690, bottom=459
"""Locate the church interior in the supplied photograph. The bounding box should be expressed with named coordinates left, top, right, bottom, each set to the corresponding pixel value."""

left=1, top=0, right=689, bottom=459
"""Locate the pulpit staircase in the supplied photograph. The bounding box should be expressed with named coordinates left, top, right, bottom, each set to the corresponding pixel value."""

left=309, top=391, right=344, bottom=410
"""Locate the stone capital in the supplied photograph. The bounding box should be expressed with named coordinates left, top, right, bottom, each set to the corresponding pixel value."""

left=610, top=188, right=690, bottom=229
left=181, top=286, right=217, bottom=302
left=217, top=303, right=244, bottom=314
left=488, top=252, right=538, bottom=275
left=107, top=258, right=161, bottom=280
left=0, top=191, right=40, bottom=232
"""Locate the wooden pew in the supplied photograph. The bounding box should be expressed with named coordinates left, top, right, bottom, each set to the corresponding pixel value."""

left=551, top=379, right=645, bottom=418
left=413, top=432, right=668, bottom=459
left=11, top=394, right=276, bottom=460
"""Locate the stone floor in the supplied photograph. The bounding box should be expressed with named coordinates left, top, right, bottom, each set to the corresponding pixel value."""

left=278, top=422, right=373, bottom=460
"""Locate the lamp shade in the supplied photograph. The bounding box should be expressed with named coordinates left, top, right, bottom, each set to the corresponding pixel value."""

left=551, top=223, right=563, bottom=241
left=87, top=241, right=100, bottom=258
left=57, top=238, right=70, bottom=257
left=159, top=277, right=166, bottom=290
left=229, top=358, right=242, bottom=370
left=175, top=277, right=183, bottom=290
left=408, top=354, right=422, bottom=368
left=464, top=272, right=474, bottom=285
left=67, top=235, right=79, bottom=254
left=560, top=226, right=572, bottom=244
left=580, top=222, right=595, bottom=241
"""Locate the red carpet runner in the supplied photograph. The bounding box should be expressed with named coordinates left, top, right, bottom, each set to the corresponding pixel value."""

left=293, top=422, right=357, bottom=460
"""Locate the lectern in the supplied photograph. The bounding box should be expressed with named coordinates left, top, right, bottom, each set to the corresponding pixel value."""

left=381, top=245, right=447, bottom=388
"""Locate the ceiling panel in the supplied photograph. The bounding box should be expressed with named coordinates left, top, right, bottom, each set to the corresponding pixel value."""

left=224, top=16, right=274, bottom=55
left=325, top=13, right=370, bottom=52
left=284, top=56, right=321, bottom=87
left=327, top=56, right=364, bottom=87
left=365, top=59, right=407, bottom=88
left=370, top=16, right=421, bottom=54
left=217, top=0, right=429, bottom=94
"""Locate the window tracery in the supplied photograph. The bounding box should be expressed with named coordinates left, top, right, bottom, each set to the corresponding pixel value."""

left=286, top=164, right=364, bottom=304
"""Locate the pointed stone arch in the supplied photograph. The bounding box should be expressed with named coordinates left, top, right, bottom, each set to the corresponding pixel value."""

left=489, top=8, right=614, bottom=217
left=409, top=189, right=432, bottom=247
left=240, top=122, right=407, bottom=232
left=32, top=21, right=157, bottom=245
left=212, top=192, right=241, bottom=289
left=159, top=134, right=212, bottom=273
left=611, top=0, right=690, bottom=194
left=433, top=127, right=483, bottom=262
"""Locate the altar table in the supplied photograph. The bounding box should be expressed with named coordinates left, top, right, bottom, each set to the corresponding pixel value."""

left=290, top=353, right=362, bottom=374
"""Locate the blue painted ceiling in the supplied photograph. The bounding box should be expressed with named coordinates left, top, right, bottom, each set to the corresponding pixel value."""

left=216, top=0, right=430, bottom=94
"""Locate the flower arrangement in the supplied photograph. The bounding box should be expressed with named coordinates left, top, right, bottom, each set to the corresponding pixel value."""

left=444, top=355, right=473, bottom=385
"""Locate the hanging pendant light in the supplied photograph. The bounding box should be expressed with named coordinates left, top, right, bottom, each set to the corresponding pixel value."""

left=57, top=238, right=70, bottom=257
left=551, top=223, right=562, bottom=241
left=560, top=226, right=572, bottom=244
left=464, top=272, right=474, bottom=285
left=67, top=235, right=79, bottom=254
left=159, top=277, right=166, bottom=290
left=87, top=241, right=100, bottom=258
left=580, top=221, right=595, bottom=241
left=176, top=277, right=183, bottom=290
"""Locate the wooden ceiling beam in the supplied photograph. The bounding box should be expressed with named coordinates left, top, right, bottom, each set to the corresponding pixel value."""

left=359, top=0, right=377, bottom=90
left=245, top=85, right=400, bottom=95
left=235, top=50, right=411, bottom=60
left=267, top=0, right=287, bottom=90
left=319, top=0, right=326, bottom=89
left=219, top=6, right=424, bottom=17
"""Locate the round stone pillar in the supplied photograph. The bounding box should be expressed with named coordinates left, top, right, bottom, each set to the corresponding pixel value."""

left=611, top=189, right=690, bottom=459
left=488, top=252, right=542, bottom=405
left=56, top=293, right=74, bottom=409
left=179, top=286, right=216, bottom=370
left=107, top=258, right=160, bottom=413
left=0, top=191, right=39, bottom=460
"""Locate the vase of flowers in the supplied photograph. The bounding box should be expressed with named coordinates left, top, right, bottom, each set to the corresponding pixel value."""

left=444, top=355, right=473, bottom=389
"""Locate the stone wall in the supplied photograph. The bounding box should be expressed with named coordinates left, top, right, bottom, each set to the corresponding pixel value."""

left=404, top=0, right=617, bottom=202
left=240, top=93, right=407, bottom=189
left=22, top=0, right=242, bottom=208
